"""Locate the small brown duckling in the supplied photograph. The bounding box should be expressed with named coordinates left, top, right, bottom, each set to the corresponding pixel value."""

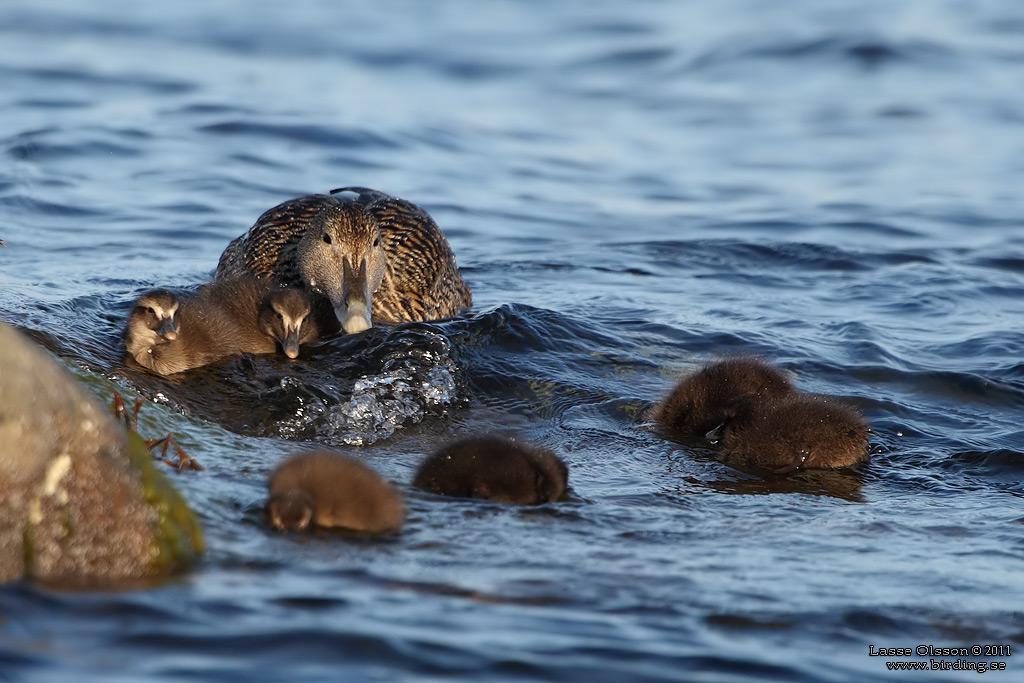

left=413, top=435, right=568, bottom=505
left=125, top=288, right=232, bottom=374
left=124, top=278, right=333, bottom=375
left=714, top=394, right=870, bottom=475
left=652, top=358, right=795, bottom=438
left=124, top=289, right=181, bottom=358
left=266, top=451, right=403, bottom=533
left=255, top=286, right=336, bottom=359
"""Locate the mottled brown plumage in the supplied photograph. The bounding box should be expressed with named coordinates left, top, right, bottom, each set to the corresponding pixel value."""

left=652, top=358, right=796, bottom=439
left=214, top=188, right=472, bottom=334
left=413, top=436, right=569, bottom=505
left=266, top=451, right=403, bottom=533
left=715, top=394, right=870, bottom=475
left=124, top=278, right=332, bottom=375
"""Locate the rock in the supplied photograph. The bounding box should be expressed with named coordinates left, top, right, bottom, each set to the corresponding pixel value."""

left=0, top=321, right=203, bottom=587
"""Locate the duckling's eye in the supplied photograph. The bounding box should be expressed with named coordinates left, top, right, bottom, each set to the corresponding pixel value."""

left=145, top=306, right=156, bottom=315
left=276, top=312, right=284, bottom=321
left=373, top=236, right=381, bottom=247
left=322, top=233, right=332, bottom=245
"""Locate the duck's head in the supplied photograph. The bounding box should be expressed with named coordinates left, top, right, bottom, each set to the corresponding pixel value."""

left=266, top=490, right=315, bottom=531
left=129, top=290, right=180, bottom=343
left=296, top=200, right=386, bottom=335
left=259, top=287, right=313, bottom=359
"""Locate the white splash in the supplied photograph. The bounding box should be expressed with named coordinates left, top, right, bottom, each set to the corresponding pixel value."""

left=327, top=334, right=459, bottom=445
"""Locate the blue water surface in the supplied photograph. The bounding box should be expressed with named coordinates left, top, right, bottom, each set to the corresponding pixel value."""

left=1, top=1, right=1023, bottom=681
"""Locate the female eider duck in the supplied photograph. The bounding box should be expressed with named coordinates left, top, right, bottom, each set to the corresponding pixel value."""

left=214, top=187, right=472, bottom=334
left=266, top=451, right=403, bottom=533
left=124, top=277, right=333, bottom=375
left=713, top=393, right=870, bottom=475
left=413, top=435, right=569, bottom=505
left=652, top=358, right=795, bottom=439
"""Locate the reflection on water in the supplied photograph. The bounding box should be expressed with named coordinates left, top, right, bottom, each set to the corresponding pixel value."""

left=693, top=467, right=868, bottom=502
left=3, top=0, right=1024, bottom=681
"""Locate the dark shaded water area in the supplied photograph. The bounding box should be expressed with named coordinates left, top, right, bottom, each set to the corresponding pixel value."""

left=2, top=1, right=1024, bottom=681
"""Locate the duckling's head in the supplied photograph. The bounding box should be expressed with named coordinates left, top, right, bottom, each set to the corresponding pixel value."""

left=128, top=290, right=180, bottom=342
left=266, top=490, right=315, bottom=531
left=259, top=288, right=312, bottom=359
left=295, top=200, right=386, bottom=335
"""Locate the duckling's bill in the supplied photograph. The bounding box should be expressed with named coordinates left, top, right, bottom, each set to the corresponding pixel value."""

left=157, top=316, right=179, bottom=341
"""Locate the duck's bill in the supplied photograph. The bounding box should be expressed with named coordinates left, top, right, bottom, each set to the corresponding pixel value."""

left=705, top=423, right=725, bottom=444
left=338, top=300, right=371, bottom=334
left=339, top=258, right=372, bottom=334
left=156, top=318, right=179, bottom=341
left=282, top=331, right=301, bottom=359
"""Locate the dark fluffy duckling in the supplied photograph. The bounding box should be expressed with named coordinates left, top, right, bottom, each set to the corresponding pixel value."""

left=124, top=278, right=331, bottom=375
left=413, top=436, right=568, bottom=505
left=214, top=188, right=471, bottom=334
left=652, top=358, right=795, bottom=438
left=266, top=451, right=403, bottom=533
left=714, top=394, right=870, bottom=475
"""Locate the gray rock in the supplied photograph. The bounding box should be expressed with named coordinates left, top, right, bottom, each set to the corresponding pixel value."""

left=0, top=321, right=203, bottom=587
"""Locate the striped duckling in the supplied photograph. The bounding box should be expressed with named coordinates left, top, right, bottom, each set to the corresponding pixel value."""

left=124, top=290, right=181, bottom=351
left=124, top=277, right=334, bottom=375
left=214, top=187, right=472, bottom=335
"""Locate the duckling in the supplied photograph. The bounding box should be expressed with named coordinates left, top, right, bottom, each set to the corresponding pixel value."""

left=714, top=394, right=870, bottom=475
left=413, top=435, right=568, bottom=505
left=214, top=188, right=472, bottom=335
left=652, top=358, right=795, bottom=439
left=253, top=286, right=337, bottom=359
left=266, top=451, right=403, bottom=533
left=124, top=279, right=330, bottom=375
left=124, top=288, right=232, bottom=374
left=124, top=289, right=181, bottom=363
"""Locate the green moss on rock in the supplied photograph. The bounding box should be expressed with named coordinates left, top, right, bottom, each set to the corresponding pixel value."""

left=125, top=430, right=205, bottom=572
left=0, top=321, right=203, bottom=588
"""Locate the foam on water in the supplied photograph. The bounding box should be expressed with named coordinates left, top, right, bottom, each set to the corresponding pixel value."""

left=329, top=334, right=460, bottom=445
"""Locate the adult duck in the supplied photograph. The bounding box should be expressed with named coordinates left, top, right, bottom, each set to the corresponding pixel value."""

left=214, top=187, right=472, bottom=334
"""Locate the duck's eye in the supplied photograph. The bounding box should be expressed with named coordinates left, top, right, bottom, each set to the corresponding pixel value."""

left=373, top=236, right=381, bottom=247
left=322, top=233, right=332, bottom=245
left=145, top=306, right=156, bottom=315
left=276, top=312, right=284, bottom=321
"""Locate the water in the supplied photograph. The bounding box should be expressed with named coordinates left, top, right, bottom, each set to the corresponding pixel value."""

left=2, top=1, right=1023, bottom=681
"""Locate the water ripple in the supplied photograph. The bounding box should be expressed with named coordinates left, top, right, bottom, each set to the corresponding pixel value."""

left=199, top=121, right=402, bottom=149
